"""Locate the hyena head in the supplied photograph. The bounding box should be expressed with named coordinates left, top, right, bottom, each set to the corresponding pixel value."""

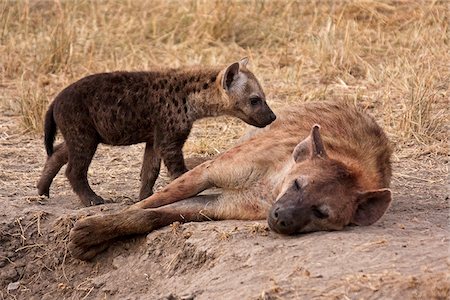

left=268, top=125, right=392, bottom=235
left=218, top=57, right=276, bottom=128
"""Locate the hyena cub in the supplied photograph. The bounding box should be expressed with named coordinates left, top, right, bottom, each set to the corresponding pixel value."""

left=37, top=58, right=276, bottom=206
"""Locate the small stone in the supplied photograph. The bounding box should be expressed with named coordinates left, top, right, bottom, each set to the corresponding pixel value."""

left=7, top=281, right=20, bottom=291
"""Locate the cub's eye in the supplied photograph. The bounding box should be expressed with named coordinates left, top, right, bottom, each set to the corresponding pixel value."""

left=293, top=179, right=301, bottom=190
left=250, top=97, right=262, bottom=106
left=312, top=205, right=329, bottom=219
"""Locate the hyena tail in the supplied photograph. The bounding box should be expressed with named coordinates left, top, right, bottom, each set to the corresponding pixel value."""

left=44, top=102, right=57, bottom=156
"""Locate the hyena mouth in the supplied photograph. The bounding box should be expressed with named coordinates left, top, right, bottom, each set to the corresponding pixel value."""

left=248, top=116, right=271, bottom=128
left=267, top=215, right=301, bottom=235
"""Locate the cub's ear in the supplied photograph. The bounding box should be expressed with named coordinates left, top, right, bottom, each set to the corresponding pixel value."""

left=239, top=57, right=249, bottom=67
left=351, top=189, right=392, bottom=226
left=292, top=124, right=327, bottom=162
left=221, top=62, right=240, bottom=91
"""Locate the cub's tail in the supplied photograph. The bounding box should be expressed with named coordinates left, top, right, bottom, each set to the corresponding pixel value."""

left=44, top=102, right=57, bottom=156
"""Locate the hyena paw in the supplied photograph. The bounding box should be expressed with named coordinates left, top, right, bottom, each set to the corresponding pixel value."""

left=68, top=215, right=114, bottom=260
left=80, top=195, right=105, bottom=206
left=37, top=182, right=50, bottom=197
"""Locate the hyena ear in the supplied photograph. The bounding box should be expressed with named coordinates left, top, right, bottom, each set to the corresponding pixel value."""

left=351, top=189, right=392, bottom=226
left=292, top=124, right=327, bottom=162
left=221, top=62, right=240, bottom=91
left=239, top=57, right=249, bottom=67
left=310, top=125, right=327, bottom=158
left=292, top=136, right=311, bottom=163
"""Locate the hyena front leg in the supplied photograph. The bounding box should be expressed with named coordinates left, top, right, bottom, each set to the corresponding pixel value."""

left=131, top=150, right=257, bottom=210
left=139, top=147, right=210, bottom=201
left=69, top=194, right=220, bottom=261
left=155, top=128, right=190, bottom=179
left=131, top=160, right=215, bottom=209
left=139, top=142, right=161, bottom=200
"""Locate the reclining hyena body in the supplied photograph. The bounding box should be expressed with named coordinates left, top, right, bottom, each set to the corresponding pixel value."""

left=37, top=58, right=276, bottom=206
left=69, top=101, right=393, bottom=260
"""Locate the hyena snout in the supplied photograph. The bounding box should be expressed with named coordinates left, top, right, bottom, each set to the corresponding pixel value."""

left=265, top=108, right=277, bottom=124
left=248, top=101, right=277, bottom=128
left=268, top=204, right=309, bottom=235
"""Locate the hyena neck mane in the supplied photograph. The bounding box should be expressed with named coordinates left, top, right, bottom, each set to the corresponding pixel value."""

left=317, top=131, right=391, bottom=191
left=173, top=67, right=227, bottom=120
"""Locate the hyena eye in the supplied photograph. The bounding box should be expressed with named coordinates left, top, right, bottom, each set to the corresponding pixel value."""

left=250, top=96, right=262, bottom=106
left=312, top=205, right=329, bottom=219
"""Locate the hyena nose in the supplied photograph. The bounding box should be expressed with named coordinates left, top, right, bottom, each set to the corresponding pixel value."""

left=269, top=112, right=277, bottom=122
left=271, top=207, right=293, bottom=229
left=271, top=207, right=279, bottom=219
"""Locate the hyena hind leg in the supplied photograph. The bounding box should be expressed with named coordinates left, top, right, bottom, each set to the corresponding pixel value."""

left=65, top=138, right=104, bottom=206
left=37, top=142, right=68, bottom=197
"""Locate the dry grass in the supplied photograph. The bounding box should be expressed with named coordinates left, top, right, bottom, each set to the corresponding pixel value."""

left=0, top=0, right=448, bottom=154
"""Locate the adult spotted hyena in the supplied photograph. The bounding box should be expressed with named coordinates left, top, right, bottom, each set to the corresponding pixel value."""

left=69, top=101, right=393, bottom=260
left=37, top=58, right=276, bottom=206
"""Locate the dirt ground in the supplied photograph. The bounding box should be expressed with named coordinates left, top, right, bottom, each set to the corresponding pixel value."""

left=0, top=108, right=448, bottom=300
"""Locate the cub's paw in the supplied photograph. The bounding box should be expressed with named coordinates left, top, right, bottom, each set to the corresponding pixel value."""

left=68, top=215, right=114, bottom=260
left=36, top=183, right=50, bottom=197
left=80, top=195, right=105, bottom=206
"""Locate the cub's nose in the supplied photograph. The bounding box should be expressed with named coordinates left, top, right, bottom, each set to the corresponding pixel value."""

left=269, top=112, right=277, bottom=122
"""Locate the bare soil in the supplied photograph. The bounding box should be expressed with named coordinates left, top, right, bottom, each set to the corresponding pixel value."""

left=0, top=113, right=449, bottom=300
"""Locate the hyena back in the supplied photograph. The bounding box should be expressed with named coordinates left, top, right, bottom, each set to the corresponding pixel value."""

left=37, top=58, right=276, bottom=206
left=69, top=101, right=393, bottom=260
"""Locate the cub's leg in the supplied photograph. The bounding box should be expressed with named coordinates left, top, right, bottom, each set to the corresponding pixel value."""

left=139, top=142, right=161, bottom=200
left=139, top=144, right=211, bottom=201
left=69, top=194, right=220, bottom=261
left=37, top=142, right=68, bottom=197
left=156, top=130, right=190, bottom=179
left=65, top=135, right=104, bottom=206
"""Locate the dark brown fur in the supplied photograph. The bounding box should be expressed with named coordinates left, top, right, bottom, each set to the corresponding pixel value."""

left=37, top=59, right=276, bottom=206
left=68, top=101, right=393, bottom=260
